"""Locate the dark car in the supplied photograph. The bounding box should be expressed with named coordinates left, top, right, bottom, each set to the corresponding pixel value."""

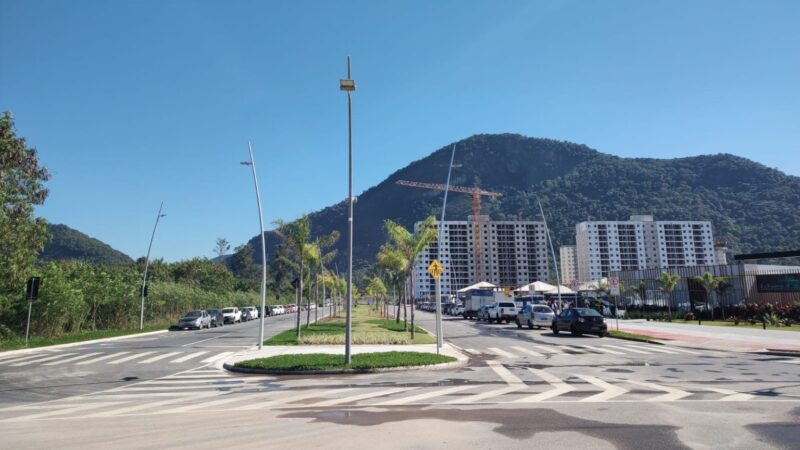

left=205, top=308, right=224, bottom=327
left=551, top=308, right=607, bottom=337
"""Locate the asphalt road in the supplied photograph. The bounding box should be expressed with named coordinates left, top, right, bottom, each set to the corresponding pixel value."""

left=1, top=308, right=798, bottom=449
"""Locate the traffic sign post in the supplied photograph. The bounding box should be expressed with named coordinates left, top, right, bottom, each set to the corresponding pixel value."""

left=428, top=260, right=444, bottom=353
left=609, top=277, right=620, bottom=331
left=25, top=277, right=41, bottom=346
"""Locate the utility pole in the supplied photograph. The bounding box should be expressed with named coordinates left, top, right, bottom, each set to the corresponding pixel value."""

left=340, top=56, right=356, bottom=365
left=241, top=142, right=268, bottom=349
left=434, top=143, right=457, bottom=352
left=140, top=203, right=166, bottom=330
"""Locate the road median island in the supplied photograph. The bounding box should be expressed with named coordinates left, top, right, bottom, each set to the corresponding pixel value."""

left=606, top=330, right=664, bottom=344
left=230, top=351, right=458, bottom=374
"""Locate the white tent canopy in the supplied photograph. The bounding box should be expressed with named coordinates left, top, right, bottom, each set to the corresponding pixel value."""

left=544, top=285, right=576, bottom=295
left=577, top=278, right=607, bottom=291
left=515, top=281, right=557, bottom=293
left=457, top=281, right=497, bottom=293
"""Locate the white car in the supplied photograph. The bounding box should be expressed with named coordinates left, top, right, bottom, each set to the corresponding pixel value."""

left=221, top=307, right=242, bottom=324
left=452, top=304, right=465, bottom=316
left=244, top=306, right=259, bottom=320
left=516, top=304, right=555, bottom=329
left=487, top=301, right=517, bottom=324
left=273, top=305, right=285, bottom=315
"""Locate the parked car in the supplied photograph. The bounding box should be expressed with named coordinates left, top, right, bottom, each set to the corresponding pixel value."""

left=487, top=301, right=517, bottom=323
left=275, top=305, right=285, bottom=315
left=245, top=306, right=259, bottom=320
left=477, top=305, right=490, bottom=321
left=551, top=308, right=607, bottom=337
left=178, top=310, right=211, bottom=330
left=286, top=304, right=296, bottom=314
left=516, top=304, right=555, bottom=329
left=205, top=308, right=224, bottom=327
left=222, top=307, right=242, bottom=324
left=453, top=304, right=465, bottom=316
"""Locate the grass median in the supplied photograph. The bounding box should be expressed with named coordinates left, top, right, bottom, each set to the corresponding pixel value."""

left=670, top=320, right=799, bottom=332
left=265, top=305, right=435, bottom=345
left=234, top=351, right=456, bottom=372
left=607, top=330, right=660, bottom=343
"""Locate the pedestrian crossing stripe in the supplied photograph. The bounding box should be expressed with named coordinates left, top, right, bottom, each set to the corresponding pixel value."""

left=0, top=350, right=234, bottom=368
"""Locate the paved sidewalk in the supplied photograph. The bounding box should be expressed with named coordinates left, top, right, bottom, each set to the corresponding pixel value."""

left=222, top=343, right=467, bottom=368
left=616, top=320, right=800, bottom=353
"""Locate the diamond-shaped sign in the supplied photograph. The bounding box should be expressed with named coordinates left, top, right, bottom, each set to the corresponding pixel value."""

left=427, top=260, right=444, bottom=280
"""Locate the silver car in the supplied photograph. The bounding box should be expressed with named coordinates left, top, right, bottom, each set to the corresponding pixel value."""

left=178, top=310, right=211, bottom=330
left=516, top=304, right=555, bottom=329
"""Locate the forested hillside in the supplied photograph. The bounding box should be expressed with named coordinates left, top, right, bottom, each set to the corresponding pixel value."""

left=40, top=224, right=134, bottom=265
left=245, top=134, right=800, bottom=269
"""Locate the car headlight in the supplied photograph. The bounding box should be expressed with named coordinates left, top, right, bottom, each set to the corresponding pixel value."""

left=577, top=317, right=585, bottom=323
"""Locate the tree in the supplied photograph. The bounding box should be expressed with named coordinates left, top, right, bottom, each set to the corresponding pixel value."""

left=377, top=244, right=407, bottom=323
left=0, top=112, right=50, bottom=295
left=383, top=216, right=437, bottom=339
left=365, top=276, right=387, bottom=316
left=657, top=271, right=680, bottom=320
left=214, top=238, right=230, bottom=264
left=306, top=231, right=339, bottom=325
left=275, top=215, right=311, bottom=337
left=694, top=272, right=725, bottom=320
left=229, top=243, right=261, bottom=292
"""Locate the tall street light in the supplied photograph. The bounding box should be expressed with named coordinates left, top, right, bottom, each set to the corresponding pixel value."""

left=241, top=141, right=268, bottom=350
left=340, top=56, right=356, bottom=365
left=538, top=199, right=562, bottom=312
left=434, top=143, right=457, bottom=352
left=140, top=202, right=166, bottom=330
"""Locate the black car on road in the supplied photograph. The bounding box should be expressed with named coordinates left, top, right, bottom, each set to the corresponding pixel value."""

left=205, top=308, right=224, bottom=327
left=551, top=308, right=607, bottom=337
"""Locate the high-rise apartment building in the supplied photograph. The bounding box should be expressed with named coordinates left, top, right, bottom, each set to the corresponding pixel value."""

left=575, top=215, right=716, bottom=281
left=413, top=216, right=549, bottom=298
left=559, top=245, right=578, bottom=285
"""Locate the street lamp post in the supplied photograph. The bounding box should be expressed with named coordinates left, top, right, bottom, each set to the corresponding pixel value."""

left=140, top=202, right=166, bottom=330
left=434, top=143, right=457, bottom=352
left=538, top=199, right=562, bottom=311
left=241, top=141, right=268, bottom=350
left=340, top=56, right=356, bottom=365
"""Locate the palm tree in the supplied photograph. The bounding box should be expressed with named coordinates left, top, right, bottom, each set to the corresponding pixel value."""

left=365, top=276, right=388, bottom=316
left=383, top=216, right=437, bottom=339
left=305, top=231, right=340, bottom=326
left=657, top=271, right=680, bottom=320
left=715, top=280, right=732, bottom=320
left=274, top=215, right=311, bottom=338
left=377, top=244, right=408, bottom=324
left=694, top=272, right=725, bottom=320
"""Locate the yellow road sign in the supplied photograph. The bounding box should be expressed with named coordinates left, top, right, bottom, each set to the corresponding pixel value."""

left=428, top=259, right=444, bottom=279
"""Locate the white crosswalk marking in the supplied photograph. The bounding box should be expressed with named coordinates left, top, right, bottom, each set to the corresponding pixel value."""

left=778, top=358, right=800, bottom=364
left=2, top=403, right=117, bottom=422
left=515, top=368, right=574, bottom=403
left=1, top=353, right=54, bottom=365
left=446, top=360, right=526, bottom=404
left=624, top=379, right=692, bottom=401
left=512, top=346, right=544, bottom=357
left=201, top=352, right=234, bottom=364
left=488, top=347, right=515, bottom=358
left=76, top=352, right=130, bottom=365
left=374, top=385, right=478, bottom=406
left=43, top=352, right=103, bottom=366
left=602, top=344, right=652, bottom=354
left=661, top=346, right=703, bottom=355
left=10, top=353, right=77, bottom=367
left=628, top=345, right=677, bottom=354
left=702, top=387, right=754, bottom=401
left=578, top=345, right=624, bottom=355
left=157, top=393, right=249, bottom=413
left=82, top=392, right=221, bottom=418
left=465, top=348, right=480, bottom=355
left=486, top=360, right=524, bottom=385
left=137, top=352, right=181, bottom=364
left=170, top=351, right=208, bottom=363
left=107, top=352, right=156, bottom=365
left=228, top=389, right=358, bottom=411
left=531, top=345, right=563, bottom=354
left=311, top=387, right=413, bottom=407
left=576, top=375, right=628, bottom=402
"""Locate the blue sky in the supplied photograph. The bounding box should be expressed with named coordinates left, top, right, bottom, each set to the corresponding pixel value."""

left=2, top=0, right=798, bottom=262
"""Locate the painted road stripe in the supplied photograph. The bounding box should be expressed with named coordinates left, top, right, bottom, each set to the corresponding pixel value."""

left=488, top=347, right=515, bottom=358
left=464, top=348, right=480, bottom=355
left=312, top=387, right=413, bottom=407
left=512, top=346, right=544, bottom=357
left=1, top=403, right=119, bottom=423
left=76, top=352, right=130, bottom=365
left=201, top=352, right=234, bottom=364
left=107, top=352, right=156, bottom=365
left=157, top=393, right=248, bottom=413
left=702, top=387, right=754, bottom=401
left=515, top=368, right=574, bottom=403
left=778, top=359, right=800, bottom=364
left=228, top=389, right=358, bottom=411
left=373, top=385, right=478, bottom=406
left=626, top=345, right=677, bottom=354
left=1, top=353, right=55, bottom=365
left=10, top=353, right=77, bottom=367
left=486, top=360, right=524, bottom=385
left=137, top=352, right=181, bottom=364
left=602, top=344, right=652, bottom=355
left=578, top=345, right=625, bottom=355
left=660, top=346, right=703, bottom=355
left=576, top=375, right=628, bottom=402
left=531, top=345, right=563, bottom=354
left=81, top=392, right=221, bottom=418
left=43, top=352, right=103, bottom=366
left=445, top=385, right=524, bottom=404
left=170, top=351, right=209, bottom=363
left=624, top=379, right=692, bottom=401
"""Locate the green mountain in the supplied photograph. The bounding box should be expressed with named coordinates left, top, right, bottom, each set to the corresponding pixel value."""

left=246, top=134, right=800, bottom=270
left=39, top=224, right=134, bottom=265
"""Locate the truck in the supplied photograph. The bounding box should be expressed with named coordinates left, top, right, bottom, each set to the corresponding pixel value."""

left=463, top=289, right=515, bottom=319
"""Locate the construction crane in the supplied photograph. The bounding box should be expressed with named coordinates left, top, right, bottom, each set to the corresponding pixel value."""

left=396, top=180, right=502, bottom=285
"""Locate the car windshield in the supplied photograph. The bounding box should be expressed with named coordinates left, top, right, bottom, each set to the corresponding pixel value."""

left=222, top=308, right=234, bottom=313
left=575, top=308, right=602, bottom=317
left=534, top=306, right=553, bottom=313
left=499, top=303, right=514, bottom=307
left=206, top=309, right=218, bottom=314
left=183, top=311, right=201, bottom=317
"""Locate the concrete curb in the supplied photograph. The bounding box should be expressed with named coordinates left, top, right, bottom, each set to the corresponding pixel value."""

left=0, top=329, right=169, bottom=356
left=223, top=357, right=466, bottom=375
left=756, top=349, right=800, bottom=358
left=607, top=333, right=665, bottom=345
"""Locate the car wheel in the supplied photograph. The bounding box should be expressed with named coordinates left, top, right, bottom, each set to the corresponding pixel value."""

left=515, top=320, right=521, bottom=329
left=552, top=325, right=559, bottom=335
left=528, top=320, right=534, bottom=330
left=597, top=332, right=606, bottom=338
left=571, top=326, right=582, bottom=337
